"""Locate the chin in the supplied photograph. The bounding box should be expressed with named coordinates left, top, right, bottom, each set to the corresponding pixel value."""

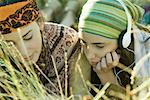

left=89, top=62, right=96, bottom=67
left=91, top=64, right=97, bottom=68
left=32, top=54, right=40, bottom=63
left=32, top=57, right=39, bottom=63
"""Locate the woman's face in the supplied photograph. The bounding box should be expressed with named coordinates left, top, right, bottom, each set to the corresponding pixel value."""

left=3, top=21, right=42, bottom=63
left=80, top=32, right=118, bottom=67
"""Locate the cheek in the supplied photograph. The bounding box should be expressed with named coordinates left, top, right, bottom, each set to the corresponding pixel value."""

left=96, top=45, right=118, bottom=58
left=28, top=43, right=39, bottom=49
left=107, top=44, right=118, bottom=52
left=94, top=48, right=105, bottom=59
left=83, top=46, right=100, bottom=61
left=26, top=37, right=42, bottom=51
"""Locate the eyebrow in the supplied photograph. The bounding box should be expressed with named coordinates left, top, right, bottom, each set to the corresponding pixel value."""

left=92, top=42, right=104, bottom=45
left=144, top=36, right=150, bottom=42
left=80, top=39, right=86, bottom=43
left=22, top=30, right=32, bottom=37
left=80, top=39, right=104, bottom=44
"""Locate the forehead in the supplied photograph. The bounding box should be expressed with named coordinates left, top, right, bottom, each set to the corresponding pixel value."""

left=80, top=32, right=114, bottom=43
left=2, top=22, right=37, bottom=40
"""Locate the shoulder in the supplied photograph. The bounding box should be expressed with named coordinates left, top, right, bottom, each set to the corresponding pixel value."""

left=44, top=22, right=78, bottom=37
left=44, top=22, right=77, bottom=31
left=43, top=22, right=79, bottom=48
left=42, top=22, right=79, bottom=68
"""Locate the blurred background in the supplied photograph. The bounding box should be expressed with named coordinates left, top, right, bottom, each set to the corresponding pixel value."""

left=36, top=0, right=87, bottom=30
left=35, top=0, right=150, bottom=30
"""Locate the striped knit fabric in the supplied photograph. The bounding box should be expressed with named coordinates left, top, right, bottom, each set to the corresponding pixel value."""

left=79, top=0, right=144, bottom=39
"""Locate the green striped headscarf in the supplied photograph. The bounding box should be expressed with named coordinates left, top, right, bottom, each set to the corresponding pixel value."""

left=79, top=0, right=144, bottom=39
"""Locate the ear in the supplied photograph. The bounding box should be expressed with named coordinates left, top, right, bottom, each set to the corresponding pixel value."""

left=115, top=0, right=132, bottom=48
left=118, top=30, right=127, bottom=49
left=36, top=15, right=44, bottom=31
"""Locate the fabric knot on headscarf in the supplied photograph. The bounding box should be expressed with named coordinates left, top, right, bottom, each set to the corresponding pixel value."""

left=79, top=0, right=144, bottom=39
left=0, top=0, right=40, bottom=34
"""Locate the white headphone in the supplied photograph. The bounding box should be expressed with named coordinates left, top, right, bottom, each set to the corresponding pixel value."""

left=116, top=0, right=132, bottom=48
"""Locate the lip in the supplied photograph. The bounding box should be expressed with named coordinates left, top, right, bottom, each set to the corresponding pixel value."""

left=24, top=53, right=34, bottom=61
left=91, top=62, right=98, bottom=65
left=90, top=60, right=99, bottom=65
left=90, top=59, right=99, bottom=65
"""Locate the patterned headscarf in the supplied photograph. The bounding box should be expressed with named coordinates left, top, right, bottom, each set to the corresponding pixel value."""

left=0, top=0, right=40, bottom=34
left=79, top=0, right=144, bottom=39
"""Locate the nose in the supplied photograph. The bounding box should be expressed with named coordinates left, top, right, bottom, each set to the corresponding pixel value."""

left=85, top=45, right=96, bottom=60
left=16, top=41, right=29, bottom=57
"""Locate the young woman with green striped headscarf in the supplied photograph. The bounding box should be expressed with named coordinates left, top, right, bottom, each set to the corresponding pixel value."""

left=78, top=0, right=149, bottom=92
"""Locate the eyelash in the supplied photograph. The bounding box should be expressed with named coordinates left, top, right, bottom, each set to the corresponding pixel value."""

left=23, top=34, right=33, bottom=40
left=81, top=40, right=86, bottom=45
left=95, top=45, right=104, bottom=48
left=80, top=40, right=104, bottom=48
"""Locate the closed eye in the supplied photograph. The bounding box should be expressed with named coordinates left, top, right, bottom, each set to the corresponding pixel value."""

left=95, top=45, right=104, bottom=48
left=92, top=42, right=105, bottom=48
left=23, top=30, right=33, bottom=40
left=80, top=39, right=86, bottom=45
left=144, top=37, right=150, bottom=42
left=81, top=39, right=86, bottom=43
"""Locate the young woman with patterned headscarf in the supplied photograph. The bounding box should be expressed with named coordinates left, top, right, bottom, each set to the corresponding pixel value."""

left=77, top=0, right=150, bottom=95
left=0, top=0, right=83, bottom=96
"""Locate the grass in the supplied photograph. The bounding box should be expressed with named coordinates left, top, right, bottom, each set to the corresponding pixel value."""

left=0, top=35, right=150, bottom=100
left=0, top=40, right=60, bottom=100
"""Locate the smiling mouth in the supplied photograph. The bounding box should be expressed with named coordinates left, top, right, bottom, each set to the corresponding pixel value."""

left=24, top=54, right=34, bottom=61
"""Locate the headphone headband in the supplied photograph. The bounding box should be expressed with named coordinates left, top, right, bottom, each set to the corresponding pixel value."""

left=116, top=0, right=132, bottom=48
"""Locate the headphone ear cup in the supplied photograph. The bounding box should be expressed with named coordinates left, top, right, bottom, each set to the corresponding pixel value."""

left=118, top=30, right=127, bottom=49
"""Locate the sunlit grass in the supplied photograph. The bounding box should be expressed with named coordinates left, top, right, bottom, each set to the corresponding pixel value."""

left=0, top=40, right=60, bottom=100
left=0, top=34, right=150, bottom=100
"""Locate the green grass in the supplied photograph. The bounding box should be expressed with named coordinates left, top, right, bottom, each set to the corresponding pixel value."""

left=0, top=36, right=150, bottom=100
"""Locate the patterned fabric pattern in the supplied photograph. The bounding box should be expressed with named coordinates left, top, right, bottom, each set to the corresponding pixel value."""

left=79, top=0, right=144, bottom=39
left=0, top=0, right=40, bottom=34
left=36, top=22, right=78, bottom=95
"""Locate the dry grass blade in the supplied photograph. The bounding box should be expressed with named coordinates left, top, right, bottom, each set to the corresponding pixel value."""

left=0, top=40, right=59, bottom=100
left=93, top=83, right=110, bottom=100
